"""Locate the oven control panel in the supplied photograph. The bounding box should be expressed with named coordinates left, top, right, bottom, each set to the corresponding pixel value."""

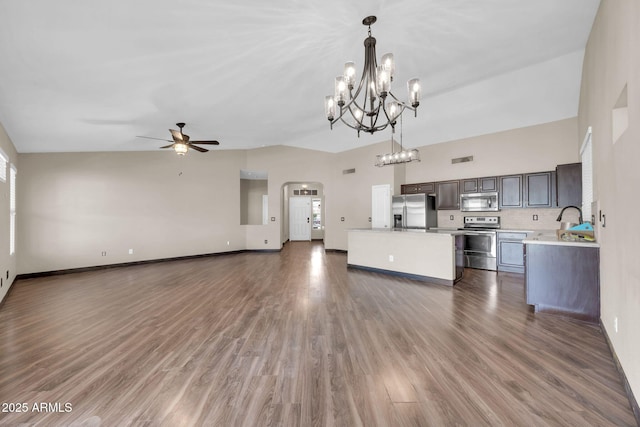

left=464, top=216, right=500, bottom=227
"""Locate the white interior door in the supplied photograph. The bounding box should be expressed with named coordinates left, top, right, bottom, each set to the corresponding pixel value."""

left=289, top=196, right=311, bottom=241
left=371, top=184, right=391, bottom=229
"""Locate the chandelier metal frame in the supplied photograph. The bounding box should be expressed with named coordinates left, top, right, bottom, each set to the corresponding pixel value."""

left=325, top=16, right=421, bottom=137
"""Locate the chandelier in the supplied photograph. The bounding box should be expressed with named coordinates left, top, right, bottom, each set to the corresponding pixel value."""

left=324, top=16, right=421, bottom=136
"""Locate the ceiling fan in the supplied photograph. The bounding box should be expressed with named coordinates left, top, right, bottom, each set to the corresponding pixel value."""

left=137, top=122, right=220, bottom=155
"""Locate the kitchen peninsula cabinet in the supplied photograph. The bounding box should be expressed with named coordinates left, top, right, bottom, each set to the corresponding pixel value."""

left=524, top=241, right=600, bottom=322
left=436, top=180, right=460, bottom=210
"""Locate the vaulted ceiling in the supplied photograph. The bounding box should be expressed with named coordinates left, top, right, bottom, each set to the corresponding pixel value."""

left=0, top=0, right=600, bottom=154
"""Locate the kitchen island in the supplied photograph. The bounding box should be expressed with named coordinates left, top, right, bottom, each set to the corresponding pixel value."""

left=347, top=229, right=465, bottom=286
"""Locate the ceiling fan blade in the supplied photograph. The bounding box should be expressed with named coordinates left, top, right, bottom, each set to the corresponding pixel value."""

left=169, top=129, right=184, bottom=142
left=188, top=144, right=208, bottom=153
left=189, top=140, right=220, bottom=145
left=137, top=136, right=172, bottom=142
left=159, top=144, right=174, bottom=149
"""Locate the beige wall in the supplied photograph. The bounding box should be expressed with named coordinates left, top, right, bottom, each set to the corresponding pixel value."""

left=16, top=140, right=402, bottom=272
left=0, top=123, right=18, bottom=302
left=403, top=118, right=580, bottom=232
left=17, top=150, right=248, bottom=273
left=405, top=117, right=579, bottom=183
left=15, top=118, right=582, bottom=275
left=243, top=141, right=398, bottom=251
left=578, top=0, right=640, bottom=401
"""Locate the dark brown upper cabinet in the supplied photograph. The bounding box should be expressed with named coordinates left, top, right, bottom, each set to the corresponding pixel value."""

left=524, top=171, right=555, bottom=208
left=462, top=176, right=498, bottom=193
left=417, top=182, right=436, bottom=194
left=401, top=182, right=435, bottom=195
left=436, top=181, right=460, bottom=210
left=401, top=184, right=418, bottom=194
left=478, top=176, right=498, bottom=192
left=556, top=163, right=582, bottom=207
left=499, top=175, right=523, bottom=208
left=461, top=178, right=479, bottom=194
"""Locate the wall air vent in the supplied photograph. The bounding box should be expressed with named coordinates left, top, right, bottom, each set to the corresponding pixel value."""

left=343, top=168, right=356, bottom=175
left=452, top=156, right=473, bottom=164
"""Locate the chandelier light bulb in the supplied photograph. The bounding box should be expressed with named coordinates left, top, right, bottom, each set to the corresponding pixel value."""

left=335, top=76, right=347, bottom=104
left=325, top=95, right=336, bottom=120
left=381, top=53, right=395, bottom=78
left=408, top=78, right=422, bottom=107
left=344, top=62, right=356, bottom=87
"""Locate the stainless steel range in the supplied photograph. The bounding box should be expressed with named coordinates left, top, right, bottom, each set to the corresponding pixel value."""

left=459, top=216, right=500, bottom=271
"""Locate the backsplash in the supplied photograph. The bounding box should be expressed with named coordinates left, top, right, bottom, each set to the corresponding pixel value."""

left=436, top=208, right=580, bottom=231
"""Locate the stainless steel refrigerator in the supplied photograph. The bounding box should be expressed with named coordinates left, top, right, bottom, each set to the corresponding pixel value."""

left=392, top=194, right=437, bottom=229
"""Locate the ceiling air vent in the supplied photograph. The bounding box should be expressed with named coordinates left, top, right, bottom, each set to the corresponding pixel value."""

left=452, top=156, right=473, bottom=164
left=343, top=168, right=356, bottom=175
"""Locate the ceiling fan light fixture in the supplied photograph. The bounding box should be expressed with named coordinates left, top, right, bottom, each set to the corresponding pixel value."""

left=174, top=142, right=188, bottom=155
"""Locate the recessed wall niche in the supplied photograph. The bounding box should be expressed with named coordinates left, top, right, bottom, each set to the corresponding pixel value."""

left=240, top=170, right=268, bottom=225
left=611, top=84, right=628, bottom=144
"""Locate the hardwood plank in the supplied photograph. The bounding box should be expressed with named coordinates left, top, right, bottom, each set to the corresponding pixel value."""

left=0, top=242, right=636, bottom=426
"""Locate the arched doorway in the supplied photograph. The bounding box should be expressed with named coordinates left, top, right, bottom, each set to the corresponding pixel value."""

left=280, top=182, right=325, bottom=245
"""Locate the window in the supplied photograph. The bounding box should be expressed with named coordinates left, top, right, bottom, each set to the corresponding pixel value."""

left=312, top=199, right=322, bottom=230
left=0, top=149, right=7, bottom=182
left=10, top=165, right=16, bottom=255
left=580, top=127, right=593, bottom=222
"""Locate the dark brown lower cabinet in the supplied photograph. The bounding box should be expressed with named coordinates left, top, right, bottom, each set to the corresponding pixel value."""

left=525, top=243, right=600, bottom=322
left=497, top=232, right=528, bottom=273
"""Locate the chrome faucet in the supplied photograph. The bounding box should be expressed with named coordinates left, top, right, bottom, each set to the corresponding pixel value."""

left=556, top=205, right=583, bottom=224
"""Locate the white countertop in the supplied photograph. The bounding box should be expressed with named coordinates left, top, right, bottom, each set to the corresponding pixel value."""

left=350, top=228, right=466, bottom=235
left=523, top=231, right=600, bottom=248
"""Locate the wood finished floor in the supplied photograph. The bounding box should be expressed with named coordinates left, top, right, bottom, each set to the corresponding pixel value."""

left=0, top=241, right=636, bottom=426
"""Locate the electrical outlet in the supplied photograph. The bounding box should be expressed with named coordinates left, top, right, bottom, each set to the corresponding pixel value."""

left=264, top=240, right=268, bottom=244
left=341, top=217, right=345, bottom=222
left=614, top=317, right=618, bottom=333
left=533, top=214, right=538, bottom=221
left=388, top=255, right=394, bottom=262
left=227, top=241, right=230, bottom=246
left=368, top=217, right=371, bottom=222
left=128, top=249, right=134, bottom=255
left=101, top=251, right=107, bottom=256
left=450, top=215, right=454, bottom=220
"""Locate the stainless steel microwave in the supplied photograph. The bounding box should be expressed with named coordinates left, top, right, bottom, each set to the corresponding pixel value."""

left=460, top=192, right=499, bottom=212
